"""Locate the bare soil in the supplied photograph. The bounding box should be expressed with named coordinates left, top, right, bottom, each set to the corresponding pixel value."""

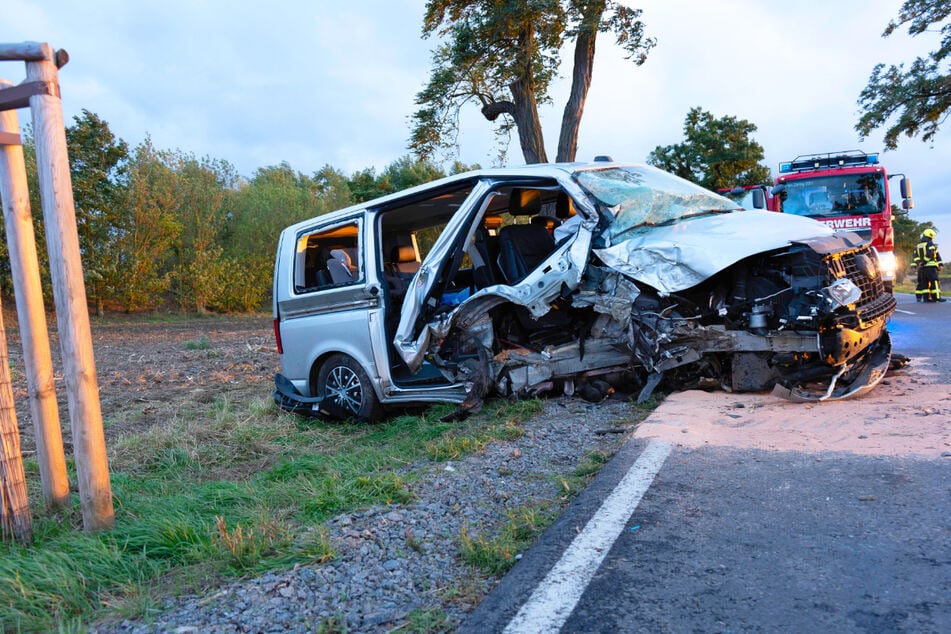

left=3, top=309, right=278, bottom=452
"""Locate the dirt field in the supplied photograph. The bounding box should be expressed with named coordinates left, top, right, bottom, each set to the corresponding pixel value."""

left=4, top=310, right=278, bottom=452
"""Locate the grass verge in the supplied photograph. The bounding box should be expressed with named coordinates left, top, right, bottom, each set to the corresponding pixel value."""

left=0, top=395, right=545, bottom=631
left=459, top=504, right=560, bottom=575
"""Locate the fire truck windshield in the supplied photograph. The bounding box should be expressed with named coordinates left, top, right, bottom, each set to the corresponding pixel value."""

left=779, top=172, right=886, bottom=218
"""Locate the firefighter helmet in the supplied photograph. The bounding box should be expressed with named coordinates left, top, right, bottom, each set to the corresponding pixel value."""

left=923, top=228, right=937, bottom=239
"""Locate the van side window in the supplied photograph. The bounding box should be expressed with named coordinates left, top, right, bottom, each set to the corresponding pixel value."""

left=293, top=222, right=361, bottom=293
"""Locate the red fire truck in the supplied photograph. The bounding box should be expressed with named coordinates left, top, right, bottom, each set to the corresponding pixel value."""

left=721, top=151, right=913, bottom=292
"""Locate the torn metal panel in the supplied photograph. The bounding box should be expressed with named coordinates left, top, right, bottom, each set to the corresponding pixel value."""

left=495, top=338, right=630, bottom=395
left=594, top=211, right=835, bottom=294
left=393, top=180, right=492, bottom=371
left=396, top=220, right=590, bottom=371
left=572, top=268, right=642, bottom=325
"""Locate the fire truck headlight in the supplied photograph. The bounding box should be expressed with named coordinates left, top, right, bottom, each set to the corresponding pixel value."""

left=875, top=250, right=897, bottom=282
left=824, top=278, right=862, bottom=308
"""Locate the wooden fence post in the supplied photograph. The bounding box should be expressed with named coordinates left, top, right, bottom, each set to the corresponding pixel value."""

left=0, top=77, right=70, bottom=511
left=0, top=297, right=31, bottom=543
left=24, top=43, right=114, bottom=530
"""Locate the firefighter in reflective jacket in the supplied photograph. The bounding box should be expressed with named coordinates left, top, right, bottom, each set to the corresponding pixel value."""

left=912, top=228, right=944, bottom=302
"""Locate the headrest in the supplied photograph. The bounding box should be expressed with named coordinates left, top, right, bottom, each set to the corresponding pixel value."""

left=483, top=214, right=503, bottom=230
left=330, top=249, right=351, bottom=267
left=509, top=189, right=542, bottom=216
left=531, top=216, right=558, bottom=230
left=393, top=245, right=416, bottom=263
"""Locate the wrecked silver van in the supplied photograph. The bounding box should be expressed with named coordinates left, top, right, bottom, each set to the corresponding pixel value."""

left=272, top=161, right=896, bottom=421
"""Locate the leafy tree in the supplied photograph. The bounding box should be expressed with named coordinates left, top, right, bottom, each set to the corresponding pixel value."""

left=65, top=110, right=129, bottom=314
left=856, top=0, right=951, bottom=149
left=2, top=113, right=130, bottom=311
left=313, top=164, right=355, bottom=211
left=219, top=163, right=346, bottom=311
left=168, top=154, right=238, bottom=313
left=348, top=156, right=456, bottom=203
left=347, top=167, right=388, bottom=203
left=224, top=162, right=327, bottom=262
left=379, top=155, right=448, bottom=192
left=449, top=159, right=482, bottom=175
left=647, top=107, right=771, bottom=190
left=412, top=0, right=655, bottom=164
left=111, top=138, right=182, bottom=312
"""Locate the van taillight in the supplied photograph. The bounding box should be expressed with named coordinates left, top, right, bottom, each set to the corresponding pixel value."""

left=273, top=318, right=283, bottom=355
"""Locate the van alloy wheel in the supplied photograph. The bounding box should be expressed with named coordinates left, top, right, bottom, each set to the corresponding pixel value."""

left=316, top=354, right=383, bottom=421
left=326, top=365, right=362, bottom=414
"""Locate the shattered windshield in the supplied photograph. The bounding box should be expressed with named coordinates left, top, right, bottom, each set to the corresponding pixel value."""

left=778, top=172, right=886, bottom=218
left=574, top=165, right=740, bottom=244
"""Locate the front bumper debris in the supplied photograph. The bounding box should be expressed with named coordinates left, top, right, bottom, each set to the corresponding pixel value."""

left=773, top=331, right=891, bottom=402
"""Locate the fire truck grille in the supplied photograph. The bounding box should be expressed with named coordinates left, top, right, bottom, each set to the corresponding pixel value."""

left=827, top=245, right=897, bottom=326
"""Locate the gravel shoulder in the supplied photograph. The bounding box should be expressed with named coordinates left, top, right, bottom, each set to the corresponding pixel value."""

left=94, top=396, right=637, bottom=633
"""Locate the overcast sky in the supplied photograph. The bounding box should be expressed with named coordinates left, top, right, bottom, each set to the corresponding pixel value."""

left=3, top=0, right=950, bottom=239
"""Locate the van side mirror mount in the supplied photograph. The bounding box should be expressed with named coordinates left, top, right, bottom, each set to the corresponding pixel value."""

left=751, top=188, right=765, bottom=209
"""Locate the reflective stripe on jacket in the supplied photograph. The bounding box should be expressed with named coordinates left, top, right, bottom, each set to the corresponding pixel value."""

left=914, top=239, right=942, bottom=267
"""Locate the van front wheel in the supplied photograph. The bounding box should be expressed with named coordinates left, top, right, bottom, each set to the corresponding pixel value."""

left=317, top=354, right=383, bottom=421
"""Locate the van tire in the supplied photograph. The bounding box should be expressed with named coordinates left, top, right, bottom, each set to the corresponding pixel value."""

left=316, top=354, right=383, bottom=421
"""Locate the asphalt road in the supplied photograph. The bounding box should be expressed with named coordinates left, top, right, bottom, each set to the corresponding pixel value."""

left=463, top=294, right=950, bottom=633
left=889, top=292, right=951, bottom=355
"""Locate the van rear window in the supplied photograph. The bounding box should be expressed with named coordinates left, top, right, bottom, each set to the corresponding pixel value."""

left=294, top=222, right=361, bottom=293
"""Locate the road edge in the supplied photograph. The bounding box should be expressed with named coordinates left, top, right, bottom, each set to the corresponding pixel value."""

left=458, top=434, right=659, bottom=633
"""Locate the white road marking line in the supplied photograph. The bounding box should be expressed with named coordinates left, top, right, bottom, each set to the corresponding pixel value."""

left=504, top=439, right=673, bottom=634
left=895, top=309, right=916, bottom=315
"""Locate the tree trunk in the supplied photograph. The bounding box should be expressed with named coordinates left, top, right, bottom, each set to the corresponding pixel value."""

left=557, top=2, right=603, bottom=163
left=508, top=23, right=548, bottom=164
left=509, top=78, right=548, bottom=164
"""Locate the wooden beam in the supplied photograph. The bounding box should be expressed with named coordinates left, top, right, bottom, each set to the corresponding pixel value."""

left=0, top=80, right=61, bottom=112
left=0, top=77, right=70, bottom=511
left=25, top=56, right=114, bottom=530
left=0, top=76, right=33, bottom=543
left=0, top=131, right=20, bottom=145
left=0, top=42, right=54, bottom=62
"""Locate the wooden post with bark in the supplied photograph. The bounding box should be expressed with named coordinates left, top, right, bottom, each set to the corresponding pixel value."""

left=0, top=291, right=31, bottom=543
left=0, top=41, right=114, bottom=531
left=0, top=77, right=70, bottom=512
